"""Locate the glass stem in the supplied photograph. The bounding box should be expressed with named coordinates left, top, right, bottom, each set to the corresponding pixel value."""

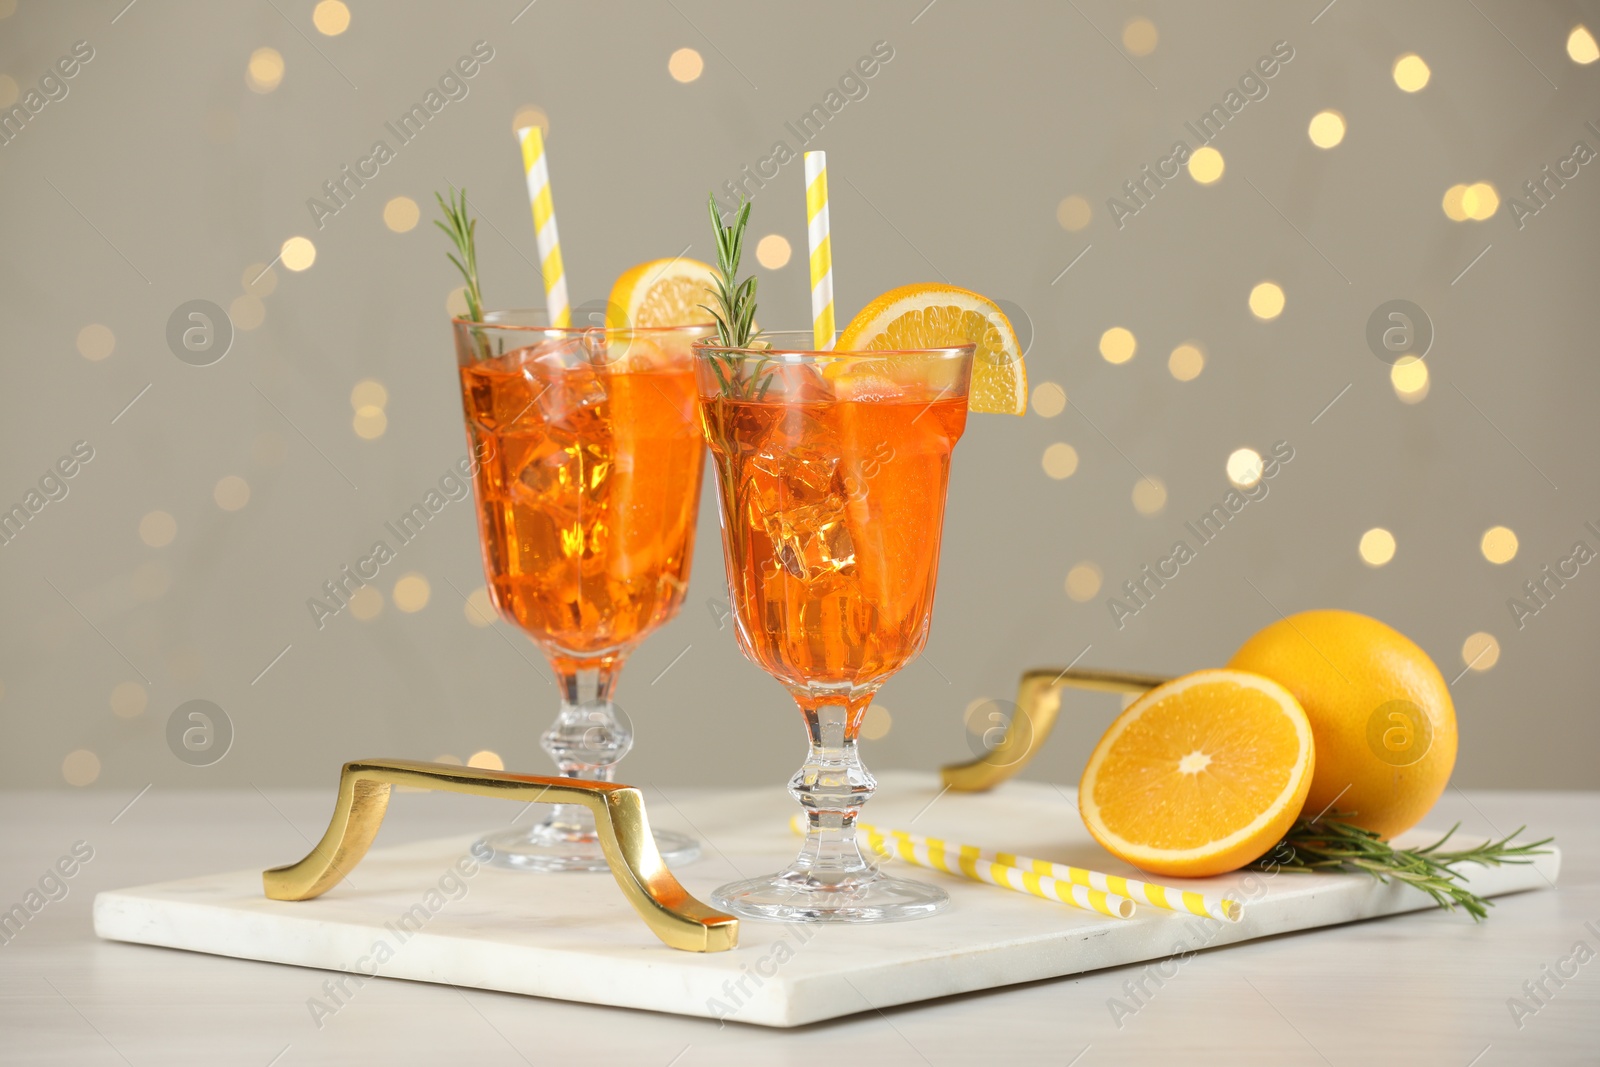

left=789, top=692, right=877, bottom=882
left=541, top=662, right=631, bottom=836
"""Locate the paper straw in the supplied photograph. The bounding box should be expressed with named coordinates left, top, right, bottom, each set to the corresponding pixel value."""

left=862, top=827, right=1136, bottom=919
left=517, top=125, right=570, bottom=328
left=803, top=150, right=835, bottom=350
left=787, top=813, right=1241, bottom=922
left=876, top=824, right=1242, bottom=922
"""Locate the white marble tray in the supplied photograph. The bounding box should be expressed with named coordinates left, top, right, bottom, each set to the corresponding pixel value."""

left=93, top=773, right=1559, bottom=1027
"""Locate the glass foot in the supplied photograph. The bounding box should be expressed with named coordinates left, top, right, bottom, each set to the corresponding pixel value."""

left=712, top=867, right=949, bottom=924
left=478, top=823, right=701, bottom=872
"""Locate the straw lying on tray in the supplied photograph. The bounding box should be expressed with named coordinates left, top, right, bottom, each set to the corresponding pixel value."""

left=789, top=814, right=1243, bottom=923
left=861, top=826, right=1136, bottom=919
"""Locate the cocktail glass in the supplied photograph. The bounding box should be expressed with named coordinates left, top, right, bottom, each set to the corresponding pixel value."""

left=453, top=310, right=711, bottom=871
left=693, top=332, right=975, bottom=922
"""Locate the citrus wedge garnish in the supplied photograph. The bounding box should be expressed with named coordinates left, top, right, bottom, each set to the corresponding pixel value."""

left=1079, top=668, right=1315, bottom=878
left=607, top=257, right=718, bottom=328
left=836, top=283, right=1027, bottom=414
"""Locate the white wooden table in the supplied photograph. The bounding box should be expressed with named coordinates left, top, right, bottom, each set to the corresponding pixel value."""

left=2, top=786, right=1595, bottom=1064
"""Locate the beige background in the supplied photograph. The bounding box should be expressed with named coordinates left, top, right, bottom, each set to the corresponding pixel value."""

left=1, top=0, right=1597, bottom=792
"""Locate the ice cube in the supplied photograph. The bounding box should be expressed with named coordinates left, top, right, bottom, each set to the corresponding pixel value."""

left=750, top=412, right=842, bottom=505
left=510, top=435, right=610, bottom=513
left=761, top=499, right=856, bottom=587
left=822, top=518, right=855, bottom=568
left=534, top=365, right=609, bottom=431
left=505, top=509, right=564, bottom=564
left=511, top=436, right=565, bottom=504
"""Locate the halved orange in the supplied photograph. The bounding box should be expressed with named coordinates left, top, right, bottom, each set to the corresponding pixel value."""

left=607, top=257, right=718, bottom=328
left=836, top=283, right=1027, bottom=415
left=1079, top=669, right=1315, bottom=877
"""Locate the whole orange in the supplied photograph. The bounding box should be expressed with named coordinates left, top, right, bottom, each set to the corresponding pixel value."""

left=1227, top=610, right=1456, bottom=839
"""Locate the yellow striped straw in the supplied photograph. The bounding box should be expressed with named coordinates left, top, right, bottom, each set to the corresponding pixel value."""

left=803, top=150, right=834, bottom=350
left=875, top=824, right=1242, bottom=923
left=788, top=814, right=1242, bottom=923
left=863, top=828, right=1136, bottom=920
left=517, top=124, right=570, bottom=328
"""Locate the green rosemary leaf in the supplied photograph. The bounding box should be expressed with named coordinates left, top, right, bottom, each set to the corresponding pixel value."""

left=1255, top=813, right=1553, bottom=922
left=706, top=192, right=758, bottom=349
left=435, top=188, right=492, bottom=363
left=703, top=191, right=775, bottom=398
left=435, top=188, right=485, bottom=324
left=708, top=354, right=733, bottom=396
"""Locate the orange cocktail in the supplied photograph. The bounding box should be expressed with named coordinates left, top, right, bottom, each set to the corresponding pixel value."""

left=701, top=390, right=967, bottom=702
left=453, top=312, right=711, bottom=870
left=695, top=332, right=974, bottom=923
left=461, top=340, right=701, bottom=669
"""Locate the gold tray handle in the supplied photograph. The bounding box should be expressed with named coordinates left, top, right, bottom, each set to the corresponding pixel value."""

left=263, top=758, right=737, bottom=953
left=941, top=668, right=1172, bottom=792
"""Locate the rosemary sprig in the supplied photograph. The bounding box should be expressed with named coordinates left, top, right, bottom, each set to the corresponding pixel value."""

left=1256, top=814, right=1553, bottom=921
left=434, top=187, right=485, bottom=323
left=700, top=193, right=773, bottom=398
left=703, top=192, right=758, bottom=347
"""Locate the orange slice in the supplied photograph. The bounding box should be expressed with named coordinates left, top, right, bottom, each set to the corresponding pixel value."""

left=1079, top=668, right=1315, bottom=877
left=836, top=283, right=1027, bottom=415
left=607, top=257, right=718, bottom=328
